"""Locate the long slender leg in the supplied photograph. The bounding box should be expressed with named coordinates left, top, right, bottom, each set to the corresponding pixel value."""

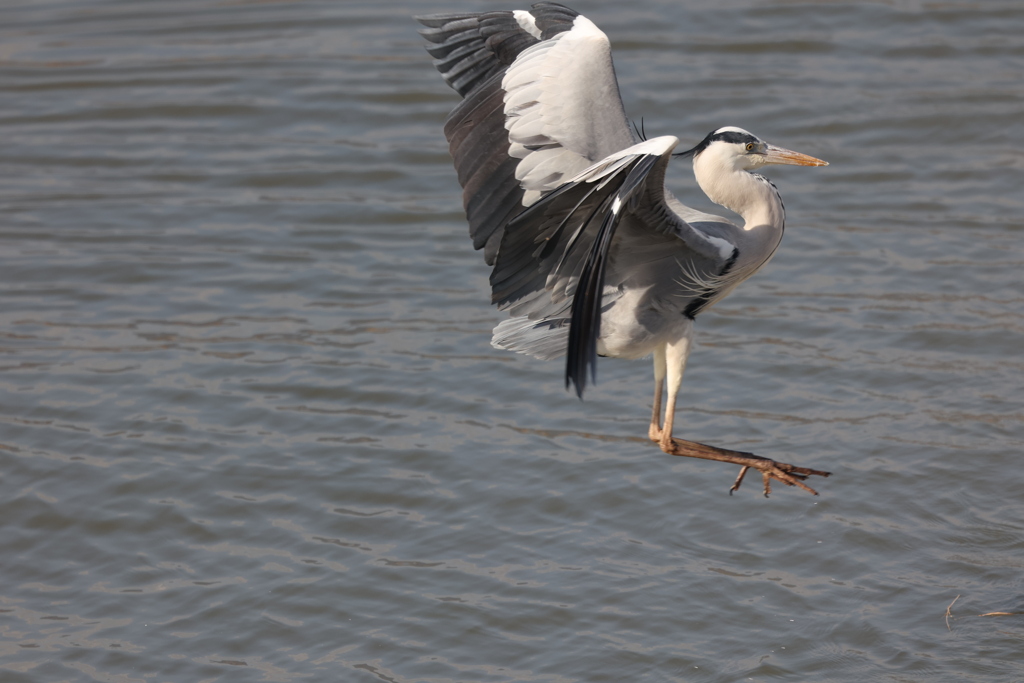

left=653, top=323, right=830, bottom=496
left=657, top=327, right=692, bottom=453
left=648, top=343, right=666, bottom=442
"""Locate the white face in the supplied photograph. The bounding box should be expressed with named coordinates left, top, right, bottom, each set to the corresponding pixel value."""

left=691, top=127, right=766, bottom=170
left=736, top=140, right=771, bottom=169
left=703, top=139, right=768, bottom=172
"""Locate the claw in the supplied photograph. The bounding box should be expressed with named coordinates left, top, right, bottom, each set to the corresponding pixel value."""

left=729, top=466, right=750, bottom=495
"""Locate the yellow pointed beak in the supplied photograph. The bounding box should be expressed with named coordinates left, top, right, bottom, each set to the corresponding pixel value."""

left=764, top=145, right=829, bottom=167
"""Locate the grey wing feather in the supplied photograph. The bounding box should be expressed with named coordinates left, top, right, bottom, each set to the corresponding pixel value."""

left=416, top=6, right=582, bottom=264
left=419, top=12, right=533, bottom=262
left=416, top=5, right=634, bottom=265
left=491, top=316, right=569, bottom=361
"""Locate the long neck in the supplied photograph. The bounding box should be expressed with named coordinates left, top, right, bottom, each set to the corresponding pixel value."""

left=693, top=158, right=786, bottom=232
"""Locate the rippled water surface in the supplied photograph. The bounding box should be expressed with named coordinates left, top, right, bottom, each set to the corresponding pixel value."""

left=1, top=1, right=1023, bottom=681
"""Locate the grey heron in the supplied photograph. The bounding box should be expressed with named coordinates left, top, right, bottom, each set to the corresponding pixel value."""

left=416, top=3, right=831, bottom=496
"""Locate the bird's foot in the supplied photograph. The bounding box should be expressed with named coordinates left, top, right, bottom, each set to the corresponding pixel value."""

left=648, top=424, right=663, bottom=442
left=659, top=437, right=830, bottom=497
left=727, top=459, right=831, bottom=497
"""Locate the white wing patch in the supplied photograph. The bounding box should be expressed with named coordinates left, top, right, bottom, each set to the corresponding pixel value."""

left=701, top=233, right=736, bottom=260
left=502, top=15, right=635, bottom=207
left=567, top=136, right=678, bottom=184
left=512, top=10, right=543, bottom=39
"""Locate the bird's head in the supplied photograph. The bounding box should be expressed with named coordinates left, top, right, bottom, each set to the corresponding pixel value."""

left=675, top=126, right=828, bottom=171
left=676, top=127, right=828, bottom=222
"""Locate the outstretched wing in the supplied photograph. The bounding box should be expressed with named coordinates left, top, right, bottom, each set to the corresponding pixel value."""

left=418, top=5, right=742, bottom=398
left=416, top=3, right=635, bottom=264
left=489, top=136, right=740, bottom=397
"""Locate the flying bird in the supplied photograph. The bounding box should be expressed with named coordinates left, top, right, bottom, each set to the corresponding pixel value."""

left=416, top=3, right=831, bottom=496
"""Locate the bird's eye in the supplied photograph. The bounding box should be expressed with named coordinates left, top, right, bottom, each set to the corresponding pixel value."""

left=745, top=143, right=755, bottom=152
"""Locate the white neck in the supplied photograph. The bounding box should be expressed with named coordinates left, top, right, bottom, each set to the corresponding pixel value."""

left=692, top=150, right=785, bottom=232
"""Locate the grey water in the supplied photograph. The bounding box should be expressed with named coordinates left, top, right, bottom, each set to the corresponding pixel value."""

left=1, top=0, right=1022, bottom=681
